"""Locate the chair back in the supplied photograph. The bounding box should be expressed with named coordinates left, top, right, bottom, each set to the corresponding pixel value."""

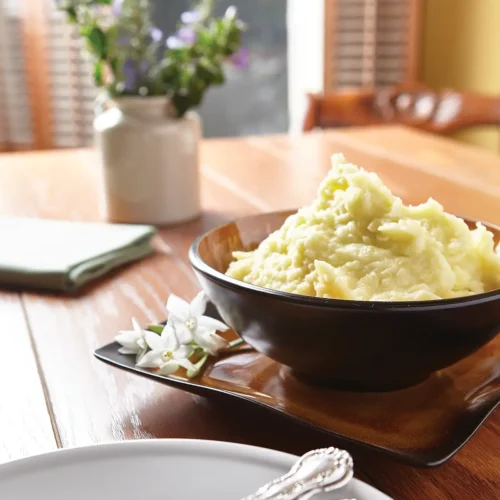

left=303, top=83, right=500, bottom=134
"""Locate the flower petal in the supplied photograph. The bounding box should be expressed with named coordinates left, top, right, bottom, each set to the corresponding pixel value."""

left=158, top=360, right=179, bottom=376
left=230, top=47, right=250, bottom=70
left=136, top=350, right=163, bottom=368
left=166, top=36, right=184, bottom=50
left=111, top=0, right=123, bottom=17
left=173, top=344, right=194, bottom=360
left=181, top=10, right=200, bottom=24
left=135, top=348, right=147, bottom=364
left=144, top=330, right=165, bottom=351
left=118, top=346, right=137, bottom=355
left=161, top=324, right=179, bottom=351
left=194, top=330, right=228, bottom=355
left=131, top=317, right=142, bottom=334
left=166, top=294, right=190, bottom=321
left=171, top=319, right=193, bottom=344
left=115, top=330, right=134, bottom=343
left=150, top=27, right=163, bottom=42
left=225, top=6, right=237, bottom=19
left=198, top=316, right=230, bottom=332
left=177, top=358, right=196, bottom=371
left=115, top=330, right=140, bottom=349
left=190, top=291, right=207, bottom=318
left=177, top=26, right=197, bottom=45
left=122, top=58, right=138, bottom=91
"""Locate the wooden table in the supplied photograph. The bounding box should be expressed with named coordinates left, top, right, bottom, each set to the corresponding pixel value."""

left=0, top=125, right=499, bottom=499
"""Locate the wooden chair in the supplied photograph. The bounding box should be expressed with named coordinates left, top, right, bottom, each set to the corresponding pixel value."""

left=303, top=83, right=500, bottom=134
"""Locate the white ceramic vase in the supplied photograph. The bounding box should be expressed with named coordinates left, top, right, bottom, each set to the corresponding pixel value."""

left=94, top=96, right=201, bottom=225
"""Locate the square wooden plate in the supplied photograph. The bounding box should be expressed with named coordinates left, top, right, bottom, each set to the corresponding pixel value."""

left=95, top=305, right=500, bottom=468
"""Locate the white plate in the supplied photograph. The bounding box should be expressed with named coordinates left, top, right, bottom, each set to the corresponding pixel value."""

left=0, top=439, right=391, bottom=500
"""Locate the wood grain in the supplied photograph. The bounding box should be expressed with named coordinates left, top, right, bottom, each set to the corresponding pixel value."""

left=0, top=292, right=57, bottom=464
left=0, top=126, right=499, bottom=499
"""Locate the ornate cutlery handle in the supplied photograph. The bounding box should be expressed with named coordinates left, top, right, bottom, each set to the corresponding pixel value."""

left=241, top=447, right=354, bottom=500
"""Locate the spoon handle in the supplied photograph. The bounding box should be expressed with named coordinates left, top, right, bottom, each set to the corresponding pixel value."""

left=241, top=447, right=354, bottom=500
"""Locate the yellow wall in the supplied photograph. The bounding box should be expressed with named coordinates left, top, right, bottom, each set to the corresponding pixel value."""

left=421, top=0, right=500, bottom=152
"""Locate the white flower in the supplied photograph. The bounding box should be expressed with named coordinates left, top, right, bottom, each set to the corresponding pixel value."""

left=166, top=291, right=230, bottom=355
left=136, top=324, right=195, bottom=376
left=225, top=6, right=237, bottom=19
left=115, top=318, right=148, bottom=362
left=193, top=330, right=229, bottom=356
left=166, top=35, right=184, bottom=49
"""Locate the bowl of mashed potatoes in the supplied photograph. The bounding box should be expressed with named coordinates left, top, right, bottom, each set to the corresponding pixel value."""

left=189, top=154, right=500, bottom=391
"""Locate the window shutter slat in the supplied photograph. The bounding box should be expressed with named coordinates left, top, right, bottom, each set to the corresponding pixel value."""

left=0, top=3, right=34, bottom=150
left=324, top=0, right=422, bottom=92
left=0, top=0, right=100, bottom=150
left=21, top=0, right=54, bottom=149
left=45, top=3, right=97, bottom=148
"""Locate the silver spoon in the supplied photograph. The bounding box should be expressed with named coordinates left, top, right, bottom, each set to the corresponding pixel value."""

left=241, top=447, right=354, bottom=500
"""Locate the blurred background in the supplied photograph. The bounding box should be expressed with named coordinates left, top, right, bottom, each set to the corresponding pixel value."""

left=0, top=0, right=499, bottom=152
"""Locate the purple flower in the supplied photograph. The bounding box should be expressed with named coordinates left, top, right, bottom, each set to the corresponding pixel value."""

left=181, top=10, right=201, bottom=24
left=150, top=27, right=163, bottom=43
left=178, top=26, right=197, bottom=44
left=166, top=27, right=197, bottom=50
left=122, top=59, right=149, bottom=91
left=230, top=47, right=249, bottom=69
left=112, top=0, right=124, bottom=17
left=123, top=59, right=139, bottom=91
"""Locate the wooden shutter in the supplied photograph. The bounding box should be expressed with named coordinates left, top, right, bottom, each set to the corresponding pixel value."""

left=0, top=0, right=97, bottom=151
left=46, top=4, right=97, bottom=148
left=0, top=0, right=34, bottom=151
left=324, top=0, right=423, bottom=91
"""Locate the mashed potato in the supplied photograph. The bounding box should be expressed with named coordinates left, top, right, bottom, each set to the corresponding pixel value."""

left=225, top=154, right=500, bottom=301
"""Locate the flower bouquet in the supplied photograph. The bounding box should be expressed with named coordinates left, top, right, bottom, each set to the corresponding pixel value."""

left=56, top=0, right=247, bottom=225
left=57, top=0, right=247, bottom=116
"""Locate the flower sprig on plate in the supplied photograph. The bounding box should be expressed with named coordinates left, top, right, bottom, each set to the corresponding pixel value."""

left=115, top=291, right=241, bottom=379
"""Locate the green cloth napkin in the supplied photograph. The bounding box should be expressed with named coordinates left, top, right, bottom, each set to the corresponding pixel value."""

left=0, top=218, right=156, bottom=292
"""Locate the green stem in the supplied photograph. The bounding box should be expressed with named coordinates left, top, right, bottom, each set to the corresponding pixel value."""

left=187, top=353, right=209, bottom=378
left=228, top=338, right=245, bottom=349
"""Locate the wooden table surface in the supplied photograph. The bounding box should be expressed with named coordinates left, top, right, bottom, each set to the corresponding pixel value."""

left=0, top=125, right=499, bottom=499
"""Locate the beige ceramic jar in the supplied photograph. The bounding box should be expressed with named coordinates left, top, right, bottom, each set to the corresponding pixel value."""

left=95, top=96, right=201, bottom=225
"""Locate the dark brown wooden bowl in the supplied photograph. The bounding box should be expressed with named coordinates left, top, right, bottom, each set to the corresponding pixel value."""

left=189, top=210, right=500, bottom=391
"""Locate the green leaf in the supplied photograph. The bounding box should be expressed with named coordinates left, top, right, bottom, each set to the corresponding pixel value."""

left=109, top=57, right=119, bottom=75
left=93, top=60, right=104, bottom=86
left=172, top=94, right=193, bottom=117
left=85, top=27, right=108, bottom=60
left=147, top=325, right=164, bottom=335
left=197, top=58, right=224, bottom=85
left=65, top=7, right=78, bottom=23
left=196, top=28, right=214, bottom=49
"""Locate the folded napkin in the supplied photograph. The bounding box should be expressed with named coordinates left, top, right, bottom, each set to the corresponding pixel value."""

left=0, top=218, right=156, bottom=292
